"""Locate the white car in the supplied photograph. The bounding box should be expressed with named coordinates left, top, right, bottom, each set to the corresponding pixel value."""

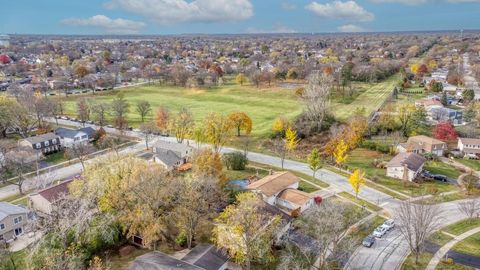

left=383, top=219, right=395, bottom=231
left=373, top=225, right=388, bottom=238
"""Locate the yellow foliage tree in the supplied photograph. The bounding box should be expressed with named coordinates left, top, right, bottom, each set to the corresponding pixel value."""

left=348, top=169, right=366, bottom=198
left=235, top=73, right=248, bottom=86
left=203, top=113, right=233, bottom=152
left=228, top=112, right=253, bottom=136
left=272, top=116, right=289, bottom=136
left=192, top=148, right=226, bottom=184
left=333, top=139, right=348, bottom=168
left=427, top=59, right=438, bottom=70
left=410, top=64, right=419, bottom=75
left=285, top=126, right=299, bottom=152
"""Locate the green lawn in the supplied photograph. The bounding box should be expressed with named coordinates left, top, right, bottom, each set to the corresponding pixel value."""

left=452, top=231, right=480, bottom=257
left=44, top=151, right=68, bottom=165
left=436, top=262, right=474, bottom=270
left=456, top=159, right=480, bottom=171
left=298, top=181, right=320, bottom=193
left=61, top=82, right=302, bottom=137
left=419, top=192, right=470, bottom=204
left=331, top=74, right=400, bottom=121
left=338, top=191, right=382, bottom=212
left=224, top=166, right=269, bottom=181
left=401, top=252, right=433, bottom=270
left=428, top=231, right=454, bottom=246
left=345, top=148, right=459, bottom=197
left=443, top=219, right=480, bottom=236
left=425, top=161, right=462, bottom=179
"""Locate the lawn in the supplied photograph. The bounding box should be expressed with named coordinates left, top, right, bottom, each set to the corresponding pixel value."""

left=401, top=252, right=433, bottom=270
left=224, top=166, right=269, bottom=181
left=298, top=181, right=320, bottom=193
left=61, top=81, right=302, bottom=138
left=330, top=74, right=400, bottom=121
left=107, top=248, right=150, bottom=270
left=443, top=218, right=480, bottom=236
left=428, top=231, right=454, bottom=246
left=452, top=231, right=480, bottom=257
left=338, top=191, right=382, bottom=212
left=345, top=148, right=459, bottom=197
left=44, top=151, right=68, bottom=165
left=425, top=161, right=462, bottom=179
left=456, top=159, right=480, bottom=171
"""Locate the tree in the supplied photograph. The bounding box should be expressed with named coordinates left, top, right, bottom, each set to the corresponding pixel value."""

left=2, top=148, right=35, bottom=194
left=396, top=202, right=441, bottom=265
left=272, top=116, right=290, bottom=137
left=228, top=112, right=252, bottom=136
left=170, top=108, right=194, bottom=143
left=212, top=192, right=280, bottom=270
left=235, top=73, right=247, bottom=85
left=139, top=122, right=158, bottom=149
left=334, top=139, right=348, bottom=168
left=410, top=64, right=418, bottom=75
left=397, top=104, right=417, bottom=136
left=274, top=127, right=299, bottom=169
left=307, top=148, right=322, bottom=179
left=223, top=151, right=248, bottom=170
left=203, top=113, right=233, bottom=153
left=192, top=148, right=226, bottom=184
left=463, top=89, right=475, bottom=103
left=300, top=71, right=333, bottom=133
left=91, top=102, right=110, bottom=127
left=461, top=173, right=479, bottom=195
left=136, top=100, right=151, bottom=123
left=457, top=199, right=480, bottom=220
left=155, top=106, right=170, bottom=132
left=98, top=135, right=123, bottom=156
left=111, top=94, right=129, bottom=130
left=429, top=80, right=443, bottom=92
left=76, top=98, right=91, bottom=126
left=433, top=122, right=458, bottom=142
left=441, top=91, right=448, bottom=106
left=65, top=143, right=95, bottom=171
left=348, top=169, right=366, bottom=198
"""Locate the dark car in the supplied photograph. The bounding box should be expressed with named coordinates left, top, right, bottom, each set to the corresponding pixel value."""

left=421, top=170, right=433, bottom=179
left=432, top=174, right=448, bottom=182
left=362, top=235, right=375, bottom=248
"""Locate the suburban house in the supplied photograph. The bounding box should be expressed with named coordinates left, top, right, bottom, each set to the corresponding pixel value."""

left=458, top=138, right=480, bottom=157
left=29, top=180, right=73, bottom=216
left=397, top=135, right=447, bottom=156
left=54, top=127, right=96, bottom=148
left=151, top=141, right=193, bottom=170
left=430, top=107, right=463, bottom=124
left=386, top=153, right=427, bottom=181
left=19, top=133, right=61, bottom=155
left=247, top=171, right=314, bottom=215
left=0, top=202, right=28, bottom=242
left=129, top=244, right=229, bottom=270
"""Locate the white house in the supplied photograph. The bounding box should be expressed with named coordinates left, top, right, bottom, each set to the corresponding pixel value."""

left=54, top=127, right=96, bottom=148
left=247, top=171, right=314, bottom=214
left=458, top=138, right=480, bottom=157
left=386, top=153, right=427, bottom=181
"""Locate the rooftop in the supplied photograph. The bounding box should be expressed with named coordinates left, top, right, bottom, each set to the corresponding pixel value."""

left=0, top=202, right=28, bottom=221
left=247, top=171, right=300, bottom=197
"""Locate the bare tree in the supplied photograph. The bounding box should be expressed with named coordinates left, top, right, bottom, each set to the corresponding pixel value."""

left=458, top=199, right=480, bottom=220
left=91, top=102, right=110, bottom=127
left=111, top=94, right=130, bottom=130
left=139, top=121, right=158, bottom=150
left=136, top=100, right=152, bottom=123
left=3, top=148, right=36, bottom=194
left=98, top=135, right=123, bottom=156
left=396, top=202, right=442, bottom=265
left=65, top=143, right=95, bottom=171
left=301, top=71, right=333, bottom=133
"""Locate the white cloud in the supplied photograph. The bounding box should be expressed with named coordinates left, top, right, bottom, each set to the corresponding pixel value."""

left=281, top=2, right=297, bottom=10
left=306, top=1, right=374, bottom=22
left=369, top=0, right=428, bottom=5
left=337, top=24, right=367, bottom=32
left=105, top=0, right=253, bottom=24
left=246, top=25, right=297, bottom=34
left=63, top=15, right=145, bottom=34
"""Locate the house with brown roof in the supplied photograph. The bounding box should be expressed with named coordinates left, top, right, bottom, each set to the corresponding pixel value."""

left=458, top=138, right=480, bottom=157
left=397, top=135, right=446, bottom=156
left=29, top=180, right=73, bottom=216
left=386, top=153, right=427, bottom=181
left=247, top=171, right=314, bottom=215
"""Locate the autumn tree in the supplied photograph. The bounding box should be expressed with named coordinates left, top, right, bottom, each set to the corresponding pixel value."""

left=433, top=122, right=458, bottom=142
left=397, top=104, right=426, bottom=136
left=136, top=100, right=151, bottom=123
left=272, top=116, right=290, bottom=137
left=349, top=169, right=366, bottom=198
left=155, top=106, right=170, bottom=132
left=192, top=148, right=226, bottom=184
left=307, top=148, right=322, bottom=179
left=170, top=108, right=194, bottom=143
left=334, top=139, right=348, bottom=168
left=463, top=89, right=475, bottom=103
left=111, top=94, right=130, bottom=130
left=203, top=113, right=233, bottom=153
left=76, top=98, right=91, bottom=126
left=235, top=73, right=248, bottom=85
left=212, top=192, right=280, bottom=270
left=228, top=112, right=252, bottom=136
left=273, top=126, right=299, bottom=169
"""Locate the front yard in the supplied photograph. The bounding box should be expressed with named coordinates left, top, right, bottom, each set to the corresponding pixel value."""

left=344, top=148, right=460, bottom=198
left=456, top=159, right=480, bottom=171
left=452, top=231, right=480, bottom=257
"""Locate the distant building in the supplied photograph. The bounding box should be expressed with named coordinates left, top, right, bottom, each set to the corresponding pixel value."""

left=0, top=34, right=10, bottom=47
left=397, top=135, right=447, bottom=156
left=0, top=202, right=28, bottom=242
left=55, top=127, right=96, bottom=148
left=19, top=133, right=62, bottom=155
left=458, top=138, right=480, bottom=157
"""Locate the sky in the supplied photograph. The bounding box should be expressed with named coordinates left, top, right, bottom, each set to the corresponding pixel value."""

left=1, top=0, right=479, bottom=35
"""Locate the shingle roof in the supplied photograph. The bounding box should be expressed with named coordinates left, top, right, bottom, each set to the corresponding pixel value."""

left=153, top=141, right=192, bottom=157
left=459, top=137, right=480, bottom=145
left=181, top=244, right=228, bottom=270
left=247, top=171, right=300, bottom=197
left=154, top=151, right=182, bottom=168
left=0, top=202, right=28, bottom=221
left=406, top=135, right=446, bottom=152
left=24, top=133, right=59, bottom=144
left=55, top=127, right=95, bottom=139
left=387, top=152, right=426, bottom=172
left=128, top=252, right=202, bottom=270
left=37, top=180, right=73, bottom=203
left=277, top=188, right=312, bottom=206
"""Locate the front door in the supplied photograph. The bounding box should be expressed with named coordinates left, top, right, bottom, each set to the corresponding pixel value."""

left=14, top=227, right=23, bottom=236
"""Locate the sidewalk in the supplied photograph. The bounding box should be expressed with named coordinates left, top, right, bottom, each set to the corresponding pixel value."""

left=426, top=226, right=480, bottom=270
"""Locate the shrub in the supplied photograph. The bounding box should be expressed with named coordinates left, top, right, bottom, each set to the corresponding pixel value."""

left=223, top=152, right=248, bottom=171
left=375, top=144, right=390, bottom=154
left=441, top=258, right=454, bottom=265
left=175, top=231, right=187, bottom=247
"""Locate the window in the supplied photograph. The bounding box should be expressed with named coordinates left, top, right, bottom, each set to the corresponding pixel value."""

left=36, top=143, right=41, bottom=149
left=81, top=135, right=87, bottom=139
left=0, top=224, right=4, bottom=230
left=14, top=227, right=22, bottom=236
left=14, top=216, right=22, bottom=224
left=45, top=141, right=49, bottom=146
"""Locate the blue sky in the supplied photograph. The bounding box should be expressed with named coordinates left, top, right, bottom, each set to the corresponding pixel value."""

left=1, top=0, right=479, bottom=35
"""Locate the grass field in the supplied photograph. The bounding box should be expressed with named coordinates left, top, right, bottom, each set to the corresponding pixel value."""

left=62, top=82, right=302, bottom=137
left=330, top=74, right=400, bottom=121
left=443, top=219, right=480, bottom=236
left=456, top=159, right=480, bottom=171
left=452, top=231, right=480, bottom=257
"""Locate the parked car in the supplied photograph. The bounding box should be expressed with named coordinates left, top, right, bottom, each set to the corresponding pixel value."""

left=383, top=219, right=395, bottom=231
left=362, top=235, right=376, bottom=247
left=432, top=174, right=448, bottom=182
left=373, top=226, right=388, bottom=238
left=421, top=170, right=433, bottom=179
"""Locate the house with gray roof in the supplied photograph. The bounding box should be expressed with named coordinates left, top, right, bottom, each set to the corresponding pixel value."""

left=128, top=244, right=229, bottom=270
left=0, top=202, right=28, bottom=242
left=151, top=141, right=193, bottom=170
left=19, top=133, right=61, bottom=155
left=386, top=152, right=426, bottom=181
left=55, top=127, right=96, bottom=148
